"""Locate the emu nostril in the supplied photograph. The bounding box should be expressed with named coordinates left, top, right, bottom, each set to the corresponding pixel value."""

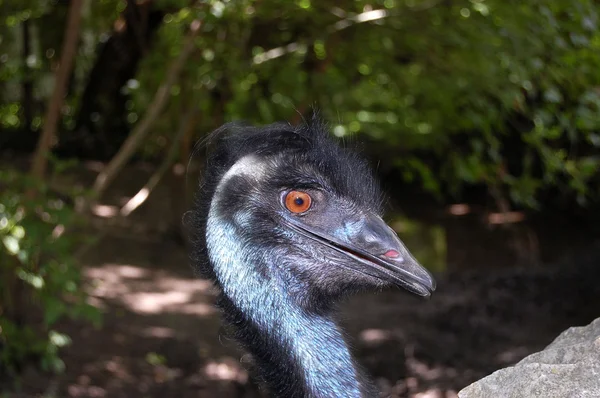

left=383, top=249, right=400, bottom=259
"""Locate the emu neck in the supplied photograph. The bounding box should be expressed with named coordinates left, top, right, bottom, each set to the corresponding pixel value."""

left=219, top=289, right=364, bottom=397
left=207, top=217, right=370, bottom=397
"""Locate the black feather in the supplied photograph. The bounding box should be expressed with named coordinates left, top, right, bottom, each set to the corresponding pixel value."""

left=186, top=114, right=412, bottom=398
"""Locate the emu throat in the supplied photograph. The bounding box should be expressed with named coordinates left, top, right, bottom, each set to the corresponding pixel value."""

left=207, top=199, right=364, bottom=397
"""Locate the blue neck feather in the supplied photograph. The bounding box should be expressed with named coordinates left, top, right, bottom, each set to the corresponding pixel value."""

left=207, top=213, right=373, bottom=397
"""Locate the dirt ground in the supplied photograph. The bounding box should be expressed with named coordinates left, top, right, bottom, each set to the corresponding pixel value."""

left=9, top=232, right=600, bottom=398
left=2, top=161, right=600, bottom=398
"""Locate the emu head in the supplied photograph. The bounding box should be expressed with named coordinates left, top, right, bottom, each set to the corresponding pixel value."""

left=190, top=118, right=435, bottom=313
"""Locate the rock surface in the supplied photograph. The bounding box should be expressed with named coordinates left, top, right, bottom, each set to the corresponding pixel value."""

left=459, top=317, right=600, bottom=398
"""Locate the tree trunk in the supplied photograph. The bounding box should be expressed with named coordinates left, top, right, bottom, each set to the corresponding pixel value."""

left=63, top=2, right=164, bottom=160
left=91, top=20, right=201, bottom=202
left=21, top=20, right=33, bottom=131
left=30, top=0, right=84, bottom=183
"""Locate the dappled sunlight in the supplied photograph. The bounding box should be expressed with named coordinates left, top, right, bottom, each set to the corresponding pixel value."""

left=382, top=376, right=459, bottom=398
left=253, top=42, right=303, bottom=64
left=487, top=211, right=526, bottom=225
left=152, top=366, right=183, bottom=383
left=105, top=357, right=134, bottom=381
left=68, top=384, right=107, bottom=397
left=86, top=264, right=148, bottom=294
left=413, top=388, right=458, bottom=398
left=91, top=204, right=119, bottom=218
left=403, top=356, right=460, bottom=398
left=406, top=356, right=457, bottom=382
left=140, top=326, right=176, bottom=339
left=52, top=223, right=65, bottom=238
left=118, top=264, right=147, bottom=278
left=360, top=328, right=393, bottom=344
left=177, top=302, right=215, bottom=315
left=84, top=262, right=216, bottom=316
left=172, top=163, right=186, bottom=176
left=155, top=276, right=216, bottom=295
left=123, top=291, right=191, bottom=314
left=448, top=204, right=471, bottom=216
left=204, top=358, right=249, bottom=383
left=141, top=326, right=176, bottom=338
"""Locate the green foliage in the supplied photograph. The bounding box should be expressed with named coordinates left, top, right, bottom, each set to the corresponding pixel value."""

left=1, top=0, right=599, bottom=207
left=0, top=167, right=100, bottom=378
left=132, top=0, right=600, bottom=207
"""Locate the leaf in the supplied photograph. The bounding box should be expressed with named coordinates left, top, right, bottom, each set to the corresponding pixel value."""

left=44, top=297, right=67, bottom=326
left=2, top=236, right=20, bottom=255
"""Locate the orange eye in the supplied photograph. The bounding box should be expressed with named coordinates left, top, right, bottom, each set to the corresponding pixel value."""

left=284, top=191, right=312, bottom=213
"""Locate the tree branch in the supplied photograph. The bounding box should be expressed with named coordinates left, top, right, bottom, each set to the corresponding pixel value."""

left=30, top=0, right=84, bottom=184
left=253, top=9, right=391, bottom=65
left=91, top=19, right=201, bottom=201
left=120, top=106, right=195, bottom=216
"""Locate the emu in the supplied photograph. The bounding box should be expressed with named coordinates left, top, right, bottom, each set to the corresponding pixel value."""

left=188, top=116, right=436, bottom=397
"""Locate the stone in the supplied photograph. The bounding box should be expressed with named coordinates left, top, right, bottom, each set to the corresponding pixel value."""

left=459, top=317, right=600, bottom=398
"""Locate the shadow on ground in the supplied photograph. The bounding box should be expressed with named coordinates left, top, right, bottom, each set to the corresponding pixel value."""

left=2, top=160, right=599, bottom=397
left=8, top=230, right=600, bottom=398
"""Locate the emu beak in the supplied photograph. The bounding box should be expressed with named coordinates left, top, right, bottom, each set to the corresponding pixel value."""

left=347, top=213, right=436, bottom=297
left=283, top=213, right=436, bottom=297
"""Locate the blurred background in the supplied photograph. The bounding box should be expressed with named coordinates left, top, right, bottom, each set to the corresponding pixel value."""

left=1, top=0, right=599, bottom=397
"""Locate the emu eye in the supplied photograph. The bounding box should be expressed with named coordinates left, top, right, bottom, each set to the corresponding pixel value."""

left=284, top=191, right=312, bottom=214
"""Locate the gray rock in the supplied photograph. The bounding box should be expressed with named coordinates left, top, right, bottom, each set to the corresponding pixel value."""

left=459, top=317, right=600, bottom=398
